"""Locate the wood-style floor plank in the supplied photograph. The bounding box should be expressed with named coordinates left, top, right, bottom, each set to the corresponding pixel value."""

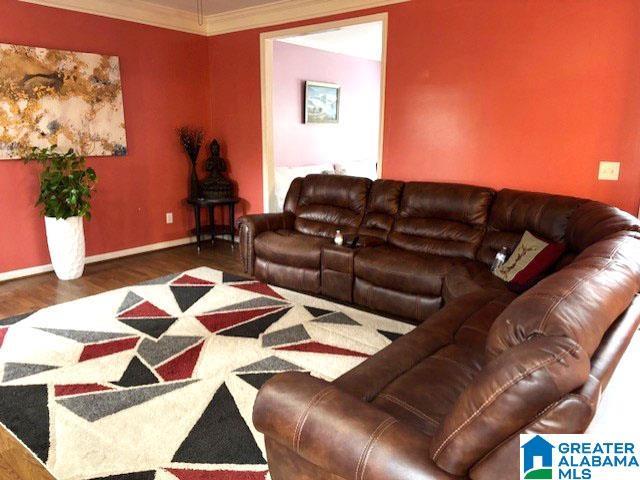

left=0, top=241, right=243, bottom=480
left=0, top=242, right=243, bottom=318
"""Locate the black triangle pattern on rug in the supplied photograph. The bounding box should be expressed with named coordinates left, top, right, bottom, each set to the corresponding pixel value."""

left=120, top=318, right=177, bottom=339
left=238, top=372, right=277, bottom=390
left=0, top=385, right=50, bottom=462
left=115, top=357, right=159, bottom=387
left=222, top=272, right=252, bottom=283
left=304, top=306, right=334, bottom=318
left=218, top=308, right=291, bottom=339
left=90, top=471, right=156, bottom=480
left=172, top=382, right=266, bottom=465
left=378, top=330, right=403, bottom=342
left=170, top=286, right=213, bottom=312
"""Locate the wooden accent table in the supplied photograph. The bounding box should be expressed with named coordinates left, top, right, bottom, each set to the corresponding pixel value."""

left=187, top=197, right=239, bottom=252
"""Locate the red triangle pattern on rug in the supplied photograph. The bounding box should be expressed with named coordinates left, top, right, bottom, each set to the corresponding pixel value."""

left=156, top=341, right=204, bottom=381
left=0, top=327, right=7, bottom=348
left=119, top=301, right=171, bottom=318
left=79, top=337, right=139, bottom=362
left=167, top=469, right=268, bottom=480
left=171, top=274, right=216, bottom=286
left=196, top=307, right=282, bottom=333
left=232, top=282, right=283, bottom=300
left=54, top=383, right=112, bottom=397
left=275, top=341, right=369, bottom=358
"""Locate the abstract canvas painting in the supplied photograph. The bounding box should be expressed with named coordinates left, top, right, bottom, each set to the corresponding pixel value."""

left=305, top=81, right=340, bottom=123
left=0, top=43, right=127, bottom=159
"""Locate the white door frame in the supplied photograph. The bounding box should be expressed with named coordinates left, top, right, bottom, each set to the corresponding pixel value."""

left=260, top=12, right=389, bottom=212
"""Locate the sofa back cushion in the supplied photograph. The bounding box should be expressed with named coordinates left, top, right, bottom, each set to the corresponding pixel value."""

left=477, top=189, right=585, bottom=265
left=566, top=200, right=640, bottom=252
left=358, top=179, right=404, bottom=240
left=283, top=177, right=303, bottom=214
left=293, top=174, right=371, bottom=238
left=486, top=232, right=640, bottom=359
left=388, top=182, right=494, bottom=259
left=430, top=335, right=590, bottom=476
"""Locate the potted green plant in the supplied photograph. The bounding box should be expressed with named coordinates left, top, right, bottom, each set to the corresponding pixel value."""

left=24, top=146, right=97, bottom=280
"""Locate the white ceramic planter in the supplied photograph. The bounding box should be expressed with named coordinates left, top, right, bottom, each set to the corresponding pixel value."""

left=44, top=216, right=86, bottom=280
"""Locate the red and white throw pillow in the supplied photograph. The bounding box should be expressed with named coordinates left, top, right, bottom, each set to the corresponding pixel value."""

left=493, top=231, right=565, bottom=292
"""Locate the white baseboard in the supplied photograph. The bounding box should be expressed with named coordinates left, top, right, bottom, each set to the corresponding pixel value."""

left=0, top=236, right=197, bottom=283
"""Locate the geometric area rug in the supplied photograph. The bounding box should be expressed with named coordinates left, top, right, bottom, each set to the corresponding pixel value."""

left=0, top=267, right=414, bottom=479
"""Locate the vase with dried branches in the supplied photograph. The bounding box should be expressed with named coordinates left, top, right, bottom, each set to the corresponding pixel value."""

left=178, top=126, right=204, bottom=199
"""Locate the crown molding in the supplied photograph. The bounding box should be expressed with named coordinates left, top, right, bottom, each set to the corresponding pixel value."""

left=20, top=0, right=410, bottom=36
left=205, top=0, right=409, bottom=36
left=19, top=0, right=204, bottom=35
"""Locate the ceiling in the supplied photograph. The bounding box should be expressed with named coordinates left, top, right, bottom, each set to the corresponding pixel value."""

left=142, top=0, right=278, bottom=15
left=278, top=21, right=383, bottom=61
left=19, top=0, right=408, bottom=36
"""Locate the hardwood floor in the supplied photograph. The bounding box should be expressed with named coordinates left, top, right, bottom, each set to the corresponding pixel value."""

left=0, top=242, right=244, bottom=319
left=0, top=241, right=243, bottom=480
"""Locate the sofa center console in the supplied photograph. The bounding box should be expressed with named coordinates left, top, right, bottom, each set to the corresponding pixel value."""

left=321, top=244, right=356, bottom=303
left=321, top=235, right=386, bottom=303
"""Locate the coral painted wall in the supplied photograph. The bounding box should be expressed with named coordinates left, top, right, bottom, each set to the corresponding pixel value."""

left=273, top=41, right=381, bottom=171
left=2, top=0, right=639, bottom=275
left=208, top=0, right=640, bottom=215
left=0, top=0, right=211, bottom=274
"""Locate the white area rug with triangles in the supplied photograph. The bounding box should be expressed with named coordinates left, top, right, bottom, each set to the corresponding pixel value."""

left=0, top=267, right=413, bottom=480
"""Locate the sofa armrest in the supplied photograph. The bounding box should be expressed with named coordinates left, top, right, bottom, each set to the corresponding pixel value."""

left=238, top=212, right=294, bottom=275
left=253, top=372, right=459, bottom=480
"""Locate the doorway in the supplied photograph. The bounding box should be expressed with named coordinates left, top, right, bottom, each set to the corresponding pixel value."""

left=260, top=13, right=388, bottom=212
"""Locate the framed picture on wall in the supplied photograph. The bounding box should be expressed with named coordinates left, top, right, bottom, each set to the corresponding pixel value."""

left=304, top=81, right=340, bottom=124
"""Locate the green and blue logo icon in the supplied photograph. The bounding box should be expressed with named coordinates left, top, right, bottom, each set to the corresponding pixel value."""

left=521, top=435, right=554, bottom=479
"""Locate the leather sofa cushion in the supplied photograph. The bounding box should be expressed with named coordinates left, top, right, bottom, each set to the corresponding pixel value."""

left=442, top=261, right=509, bottom=303
left=333, top=289, right=514, bottom=450
left=487, top=233, right=640, bottom=359
left=373, top=344, right=484, bottom=436
left=477, top=189, right=585, bottom=265
left=388, top=182, right=494, bottom=259
left=566, top=200, right=640, bottom=252
left=359, top=179, right=404, bottom=240
left=283, top=177, right=303, bottom=214
left=430, top=336, right=590, bottom=476
left=254, top=258, right=322, bottom=294
left=254, top=372, right=456, bottom=480
left=336, top=289, right=514, bottom=402
left=294, top=174, right=371, bottom=238
left=353, top=278, right=442, bottom=321
left=355, top=245, right=463, bottom=296
left=254, top=230, right=332, bottom=269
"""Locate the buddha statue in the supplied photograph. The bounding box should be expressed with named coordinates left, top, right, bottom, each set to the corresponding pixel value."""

left=200, top=139, right=235, bottom=200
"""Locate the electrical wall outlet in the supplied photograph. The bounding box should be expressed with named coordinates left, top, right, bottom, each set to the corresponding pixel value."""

left=598, top=161, right=620, bottom=181
left=166, top=212, right=173, bottom=224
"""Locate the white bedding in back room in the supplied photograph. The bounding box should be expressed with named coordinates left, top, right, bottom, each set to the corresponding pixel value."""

left=273, top=161, right=378, bottom=211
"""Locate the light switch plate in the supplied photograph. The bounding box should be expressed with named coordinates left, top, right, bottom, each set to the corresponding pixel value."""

left=166, top=212, right=173, bottom=224
left=598, top=161, right=620, bottom=181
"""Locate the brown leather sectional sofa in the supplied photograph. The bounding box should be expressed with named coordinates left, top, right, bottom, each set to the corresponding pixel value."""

left=238, top=174, right=640, bottom=480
